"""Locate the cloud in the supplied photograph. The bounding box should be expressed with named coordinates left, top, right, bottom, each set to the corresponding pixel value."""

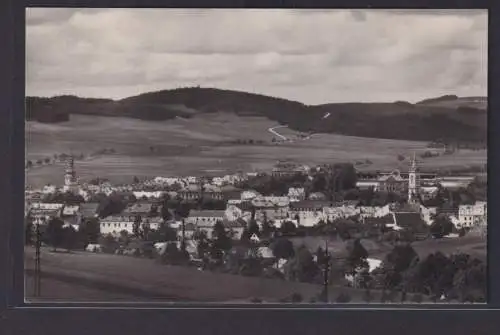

left=26, top=8, right=487, bottom=104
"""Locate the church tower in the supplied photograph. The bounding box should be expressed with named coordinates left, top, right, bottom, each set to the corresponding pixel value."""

left=408, top=152, right=420, bottom=204
left=63, top=155, right=78, bottom=192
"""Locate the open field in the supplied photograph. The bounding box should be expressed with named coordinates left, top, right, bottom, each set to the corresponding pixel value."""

left=26, top=114, right=487, bottom=188
left=24, top=248, right=433, bottom=303
left=290, top=234, right=486, bottom=262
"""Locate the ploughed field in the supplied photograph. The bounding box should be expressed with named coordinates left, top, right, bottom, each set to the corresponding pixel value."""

left=25, top=247, right=431, bottom=303
left=26, top=114, right=487, bottom=188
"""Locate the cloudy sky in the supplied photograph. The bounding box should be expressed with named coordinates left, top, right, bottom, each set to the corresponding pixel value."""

left=26, top=8, right=487, bottom=104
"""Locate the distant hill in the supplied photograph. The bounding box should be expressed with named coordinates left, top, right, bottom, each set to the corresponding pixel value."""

left=26, top=88, right=487, bottom=144
left=416, top=94, right=487, bottom=111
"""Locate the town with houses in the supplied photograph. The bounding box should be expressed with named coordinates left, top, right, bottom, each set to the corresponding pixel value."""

left=26, top=154, right=487, bottom=236
left=25, top=153, right=487, bottom=302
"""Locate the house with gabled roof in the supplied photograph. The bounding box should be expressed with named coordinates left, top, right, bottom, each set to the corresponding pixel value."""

left=224, top=218, right=248, bottom=240
left=391, top=212, right=429, bottom=239
left=225, top=204, right=252, bottom=223
left=123, top=202, right=154, bottom=216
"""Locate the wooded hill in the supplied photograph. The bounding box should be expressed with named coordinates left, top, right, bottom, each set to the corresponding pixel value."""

left=26, top=88, right=487, bottom=143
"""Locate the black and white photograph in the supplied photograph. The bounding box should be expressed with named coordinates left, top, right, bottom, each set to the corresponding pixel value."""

left=25, top=8, right=487, bottom=304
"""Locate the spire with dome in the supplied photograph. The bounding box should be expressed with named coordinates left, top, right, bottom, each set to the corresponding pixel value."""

left=408, top=151, right=420, bottom=204
left=63, top=153, right=78, bottom=192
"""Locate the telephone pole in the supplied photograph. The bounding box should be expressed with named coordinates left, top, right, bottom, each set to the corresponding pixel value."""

left=322, top=239, right=330, bottom=303
left=34, top=222, right=41, bottom=297
left=181, top=219, right=186, bottom=252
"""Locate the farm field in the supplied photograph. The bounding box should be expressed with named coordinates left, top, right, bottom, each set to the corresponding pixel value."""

left=26, top=114, right=487, bottom=188
left=24, top=247, right=432, bottom=303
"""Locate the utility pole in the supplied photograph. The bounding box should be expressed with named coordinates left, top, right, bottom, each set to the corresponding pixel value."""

left=34, top=222, right=41, bottom=297
left=181, top=219, right=186, bottom=252
left=322, top=239, right=330, bottom=303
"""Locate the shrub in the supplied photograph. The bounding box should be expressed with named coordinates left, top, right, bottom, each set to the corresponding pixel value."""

left=291, top=293, right=303, bottom=303
left=335, top=292, right=351, bottom=303
left=412, top=293, right=423, bottom=303
left=362, top=289, right=373, bottom=303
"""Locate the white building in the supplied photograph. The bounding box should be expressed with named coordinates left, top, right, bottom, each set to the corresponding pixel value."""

left=241, top=190, right=261, bottom=201
left=252, top=196, right=290, bottom=222
left=224, top=204, right=252, bottom=223
left=133, top=191, right=165, bottom=199
left=358, top=205, right=391, bottom=220
left=289, top=201, right=330, bottom=227
left=31, top=202, right=65, bottom=211
left=186, top=210, right=225, bottom=227
left=100, top=215, right=162, bottom=236
left=322, top=201, right=359, bottom=221
left=419, top=205, right=438, bottom=226
left=288, top=187, right=306, bottom=202
left=62, top=205, right=80, bottom=216
left=42, top=184, right=57, bottom=194
left=458, top=202, right=487, bottom=228
left=355, top=180, right=379, bottom=191
left=100, top=216, right=136, bottom=236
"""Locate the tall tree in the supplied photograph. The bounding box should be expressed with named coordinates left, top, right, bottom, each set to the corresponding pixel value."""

left=158, top=222, right=178, bottom=242
left=210, top=221, right=232, bottom=261
left=383, top=244, right=419, bottom=290
left=261, top=219, right=274, bottom=238
left=344, top=239, right=369, bottom=281
left=25, top=217, right=34, bottom=245
left=270, top=238, right=295, bottom=260
left=79, top=218, right=100, bottom=246
left=248, top=219, right=260, bottom=237
left=45, top=217, right=64, bottom=251
left=281, top=220, right=297, bottom=236
left=430, top=214, right=454, bottom=238
left=285, top=245, right=319, bottom=283
left=62, top=225, right=78, bottom=252
left=193, top=229, right=209, bottom=259
left=132, top=215, right=142, bottom=238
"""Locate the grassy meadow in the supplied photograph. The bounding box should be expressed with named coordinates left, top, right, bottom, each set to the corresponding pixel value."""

left=26, top=113, right=487, bottom=187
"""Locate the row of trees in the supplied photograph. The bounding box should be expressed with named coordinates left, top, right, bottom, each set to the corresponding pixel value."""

left=25, top=152, right=88, bottom=169
left=25, top=217, right=100, bottom=252
left=341, top=241, right=487, bottom=303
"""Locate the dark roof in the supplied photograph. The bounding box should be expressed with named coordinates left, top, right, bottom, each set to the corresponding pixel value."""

left=183, top=222, right=196, bottom=231
left=220, top=185, right=241, bottom=192
left=80, top=203, right=99, bottom=217
left=234, top=201, right=253, bottom=211
left=223, top=190, right=243, bottom=200
left=365, top=215, right=395, bottom=226
left=189, top=210, right=225, bottom=218
left=124, top=203, right=153, bottom=214
left=224, top=218, right=247, bottom=228
left=393, top=212, right=426, bottom=230
left=290, top=200, right=332, bottom=210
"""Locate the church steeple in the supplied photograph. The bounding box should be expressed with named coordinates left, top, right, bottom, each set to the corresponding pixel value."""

left=410, top=152, right=417, bottom=171
left=408, top=152, right=420, bottom=204
left=64, top=154, right=77, bottom=192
